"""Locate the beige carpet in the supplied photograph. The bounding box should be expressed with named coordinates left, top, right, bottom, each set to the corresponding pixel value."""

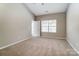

left=0, top=37, right=78, bottom=56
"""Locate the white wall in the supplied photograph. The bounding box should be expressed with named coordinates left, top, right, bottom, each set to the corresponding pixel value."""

left=67, top=3, right=79, bottom=53
left=0, top=3, right=34, bottom=48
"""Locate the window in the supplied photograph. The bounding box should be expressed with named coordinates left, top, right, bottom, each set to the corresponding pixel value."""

left=41, top=20, right=56, bottom=32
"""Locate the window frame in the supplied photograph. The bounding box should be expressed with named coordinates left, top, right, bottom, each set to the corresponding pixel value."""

left=41, top=20, right=56, bottom=33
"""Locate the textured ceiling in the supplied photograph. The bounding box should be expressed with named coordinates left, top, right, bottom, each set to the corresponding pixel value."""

left=25, top=3, right=69, bottom=16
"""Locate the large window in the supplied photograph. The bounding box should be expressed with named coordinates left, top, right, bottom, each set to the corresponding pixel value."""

left=41, top=20, right=56, bottom=32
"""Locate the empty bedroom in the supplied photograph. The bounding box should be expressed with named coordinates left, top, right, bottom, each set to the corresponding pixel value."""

left=0, top=3, right=79, bottom=56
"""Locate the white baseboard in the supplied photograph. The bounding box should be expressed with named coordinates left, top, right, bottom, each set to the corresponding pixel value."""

left=0, top=37, right=31, bottom=50
left=40, top=36, right=66, bottom=39
left=67, top=39, right=79, bottom=54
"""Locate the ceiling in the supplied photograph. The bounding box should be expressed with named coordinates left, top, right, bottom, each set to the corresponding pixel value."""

left=25, top=3, right=69, bottom=16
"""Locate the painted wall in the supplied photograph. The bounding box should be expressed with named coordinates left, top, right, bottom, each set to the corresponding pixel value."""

left=36, top=13, right=66, bottom=39
left=66, top=3, right=79, bottom=53
left=0, top=3, right=34, bottom=48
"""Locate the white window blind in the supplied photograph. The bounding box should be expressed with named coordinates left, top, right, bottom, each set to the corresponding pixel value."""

left=41, top=20, right=56, bottom=32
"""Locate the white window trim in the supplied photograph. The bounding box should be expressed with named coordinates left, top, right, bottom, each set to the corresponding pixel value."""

left=41, top=20, right=56, bottom=33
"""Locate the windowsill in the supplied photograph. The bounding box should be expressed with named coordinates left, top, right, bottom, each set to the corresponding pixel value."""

left=41, top=32, right=56, bottom=33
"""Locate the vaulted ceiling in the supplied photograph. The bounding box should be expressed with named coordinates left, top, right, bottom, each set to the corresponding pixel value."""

left=25, top=3, right=69, bottom=16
